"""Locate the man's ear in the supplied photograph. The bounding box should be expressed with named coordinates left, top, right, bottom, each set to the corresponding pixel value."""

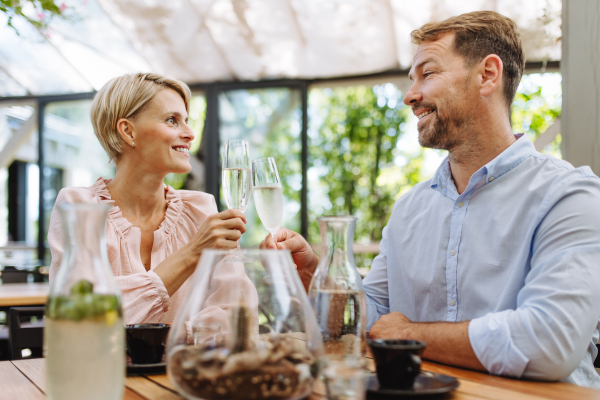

left=116, top=118, right=135, bottom=147
left=478, top=54, right=503, bottom=99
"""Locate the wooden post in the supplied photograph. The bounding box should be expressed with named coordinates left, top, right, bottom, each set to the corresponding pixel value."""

left=561, top=0, right=600, bottom=174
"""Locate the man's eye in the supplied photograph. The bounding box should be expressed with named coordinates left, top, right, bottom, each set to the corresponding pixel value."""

left=423, top=72, right=433, bottom=78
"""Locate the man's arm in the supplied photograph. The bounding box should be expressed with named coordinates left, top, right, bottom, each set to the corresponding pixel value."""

left=368, top=312, right=485, bottom=371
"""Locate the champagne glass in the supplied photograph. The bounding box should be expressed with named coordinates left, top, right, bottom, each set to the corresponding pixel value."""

left=222, top=140, right=251, bottom=260
left=252, top=157, right=283, bottom=239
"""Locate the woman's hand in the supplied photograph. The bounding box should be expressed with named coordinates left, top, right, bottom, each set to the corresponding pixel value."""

left=187, top=209, right=247, bottom=258
left=260, top=228, right=319, bottom=292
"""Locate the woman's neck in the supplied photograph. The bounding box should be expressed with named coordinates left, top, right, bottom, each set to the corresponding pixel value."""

left=106, top=161, right=167, bottom=222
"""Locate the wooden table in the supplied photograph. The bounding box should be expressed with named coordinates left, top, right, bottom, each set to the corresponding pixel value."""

left=2, top=357, right=599, bottom=400
left=0, top=283, right=49, bottom=307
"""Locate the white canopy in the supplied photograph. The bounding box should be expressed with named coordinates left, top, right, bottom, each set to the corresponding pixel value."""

left=0, top=0, right=561, bottom=97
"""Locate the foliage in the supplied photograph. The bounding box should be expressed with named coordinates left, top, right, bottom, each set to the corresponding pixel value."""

left=308, top=84, right=423, bottom=268
left=511, top=73, right=562, bottom=157
left=1, top=0, right=70, bottom=34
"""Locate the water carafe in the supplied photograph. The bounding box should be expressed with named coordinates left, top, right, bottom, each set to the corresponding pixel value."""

left=45, top=203, right=125, bottom=400
left=308, top=216, right=367, bottom=360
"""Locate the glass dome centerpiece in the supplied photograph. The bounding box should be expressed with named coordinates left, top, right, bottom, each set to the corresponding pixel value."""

left=167, top=249, right=324, bottom=400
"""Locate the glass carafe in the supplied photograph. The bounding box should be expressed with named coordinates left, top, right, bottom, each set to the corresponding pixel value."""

left=308, top=216, right=367, bottom=360
left=167, top=249, right=324, bottom=400
left=44, top=203, right=124, bottom=400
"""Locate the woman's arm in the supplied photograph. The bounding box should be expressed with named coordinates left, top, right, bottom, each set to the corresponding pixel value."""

left=154, top=209, right=247, bottom=297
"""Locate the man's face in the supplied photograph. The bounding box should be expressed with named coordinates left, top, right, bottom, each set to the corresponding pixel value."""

left=404, top=33, right=476, bottom=151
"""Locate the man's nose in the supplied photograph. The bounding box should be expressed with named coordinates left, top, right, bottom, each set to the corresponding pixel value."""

left=403, top=84, right=422, bottom=106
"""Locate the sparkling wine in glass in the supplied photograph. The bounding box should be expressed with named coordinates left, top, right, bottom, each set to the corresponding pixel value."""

left=222, top=140, right=251, bottom=256
left=252, top=157, right=283, bottom=239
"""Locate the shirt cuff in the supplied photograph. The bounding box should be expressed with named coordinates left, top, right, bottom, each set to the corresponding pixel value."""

left=147, top=270, right=170, bottom=313
left=468, top=310, right=529, bottom=378
left=366, top=294, right=382, bottom=332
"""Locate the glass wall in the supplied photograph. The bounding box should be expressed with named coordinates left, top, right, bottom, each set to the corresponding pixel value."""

left=0, top=72, right=562, bottom=270
left=40, top=100, right=114, bottom=260
left=218, top=87, right=303, bottom=246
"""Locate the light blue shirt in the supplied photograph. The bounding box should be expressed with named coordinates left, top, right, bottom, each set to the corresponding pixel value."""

left=363, top=134, right=600, bottom=387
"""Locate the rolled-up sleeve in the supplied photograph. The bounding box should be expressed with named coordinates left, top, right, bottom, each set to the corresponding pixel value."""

left=363, top=225, right=391, bottom=331
left=469, top=173, right=600, bottom=381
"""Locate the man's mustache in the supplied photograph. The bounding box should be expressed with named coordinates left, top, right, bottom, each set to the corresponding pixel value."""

left=412, top=102, right=437, bottom=116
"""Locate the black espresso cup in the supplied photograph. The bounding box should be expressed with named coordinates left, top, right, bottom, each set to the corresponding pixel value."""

left=368, top=339, right=426, bottom=389
left=126, top=324, right=170, bottom=365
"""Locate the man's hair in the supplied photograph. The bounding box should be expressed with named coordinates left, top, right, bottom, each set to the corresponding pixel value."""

left=411, top=11, right=525, bottom=107
left=90, top=73, right=191, bottom=162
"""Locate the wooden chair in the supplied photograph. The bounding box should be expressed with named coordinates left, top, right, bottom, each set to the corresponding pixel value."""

left=8, top=306, right=45, bottom=360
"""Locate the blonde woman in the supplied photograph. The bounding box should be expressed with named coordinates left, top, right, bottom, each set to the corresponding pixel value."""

left=48, top=73, right=256, bottom=325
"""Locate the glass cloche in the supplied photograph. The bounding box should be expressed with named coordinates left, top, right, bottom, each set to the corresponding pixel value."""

left=167, top=249, right=324, bottom=400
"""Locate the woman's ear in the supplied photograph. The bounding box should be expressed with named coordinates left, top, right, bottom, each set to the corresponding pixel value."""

left=116, top=118, right=135, bottom=147
left=478, top=54, right=503, bottom=99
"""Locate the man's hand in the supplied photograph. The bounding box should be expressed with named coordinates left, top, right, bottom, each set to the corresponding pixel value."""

left=368, top=312, right=485, bottom=371
left=259, top=228, right=319, bottom=292
left=368, top=311, right=413, bottom=340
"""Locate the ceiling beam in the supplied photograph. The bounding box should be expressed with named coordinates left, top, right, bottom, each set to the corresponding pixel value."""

left=0, top=106, right=38, bottom=169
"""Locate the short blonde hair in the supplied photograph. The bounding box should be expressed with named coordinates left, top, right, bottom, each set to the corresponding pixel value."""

left=411, top=11, right=525, bottom=107
left=90, top=73, right=191, bottom=161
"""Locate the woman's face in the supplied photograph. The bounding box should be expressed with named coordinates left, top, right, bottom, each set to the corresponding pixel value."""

left=129, top=88, right=194, bottom=175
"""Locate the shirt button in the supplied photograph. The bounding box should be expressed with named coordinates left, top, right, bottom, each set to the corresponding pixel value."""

left=450, top=250, right=456, bottom=256
left=488, top=177, right=495, bottom=182
left=450, top=300, right=455, bottom=306
left=458, top=202, right=464, bottom=208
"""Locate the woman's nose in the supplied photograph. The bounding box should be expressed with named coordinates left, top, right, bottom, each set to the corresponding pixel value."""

left=403, top=84, right=422, bottom=106
left=181, top=123, right=195, bottom=142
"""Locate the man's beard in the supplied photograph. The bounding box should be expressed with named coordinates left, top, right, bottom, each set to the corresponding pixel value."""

left=416, top=100, right=470, bottom=151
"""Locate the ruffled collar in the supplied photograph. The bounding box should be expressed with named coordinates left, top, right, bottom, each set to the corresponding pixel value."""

left=90, top=178, right=183, bottom=240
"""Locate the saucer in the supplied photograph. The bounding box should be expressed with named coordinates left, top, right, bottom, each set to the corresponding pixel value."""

left=126, top=362, right=166, bottom=375
left=366, top=371, right=459, bottom=397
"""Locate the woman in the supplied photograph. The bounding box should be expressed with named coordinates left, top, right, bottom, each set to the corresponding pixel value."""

left=48, top=73, right=254, bottom=325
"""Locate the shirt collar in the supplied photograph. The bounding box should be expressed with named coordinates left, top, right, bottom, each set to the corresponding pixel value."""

left=431, top=133, right=535, bottom=193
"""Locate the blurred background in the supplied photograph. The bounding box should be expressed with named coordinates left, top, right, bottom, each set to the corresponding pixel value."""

left=0, top=0, right=579, bottom=278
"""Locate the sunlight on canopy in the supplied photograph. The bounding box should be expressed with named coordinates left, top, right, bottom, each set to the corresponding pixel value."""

left=0, top=0, right=561, bottom=97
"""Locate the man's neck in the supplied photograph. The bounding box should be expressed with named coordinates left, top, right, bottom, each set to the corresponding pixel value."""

left=447, top=120, right=516, bottom=195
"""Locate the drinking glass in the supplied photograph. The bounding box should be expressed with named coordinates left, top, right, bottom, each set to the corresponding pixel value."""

left=222, top=140, right=251, bottom=259
left=251, top=157, right=283, bottom=239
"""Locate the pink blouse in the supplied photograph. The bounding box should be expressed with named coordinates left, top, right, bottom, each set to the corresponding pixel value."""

left=48, top=178, right=257, bottom=328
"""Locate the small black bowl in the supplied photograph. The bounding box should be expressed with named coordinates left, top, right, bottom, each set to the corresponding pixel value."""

left=126, top=324, right=170, bottom=365
left=367, top=339, right=426, bottom=389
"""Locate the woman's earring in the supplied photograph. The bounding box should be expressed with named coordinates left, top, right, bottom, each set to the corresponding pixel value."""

left=131, top=141, right=135, bottom=148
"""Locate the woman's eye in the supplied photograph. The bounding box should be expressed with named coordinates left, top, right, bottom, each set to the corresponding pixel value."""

left=167, top=117, right=176, bottom=124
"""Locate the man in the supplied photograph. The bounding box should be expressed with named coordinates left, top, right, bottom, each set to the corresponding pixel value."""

left=261, top=11, right=600, bottom=387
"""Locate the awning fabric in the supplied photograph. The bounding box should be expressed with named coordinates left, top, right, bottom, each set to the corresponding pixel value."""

left=0, top=0, right=561, bottom=97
